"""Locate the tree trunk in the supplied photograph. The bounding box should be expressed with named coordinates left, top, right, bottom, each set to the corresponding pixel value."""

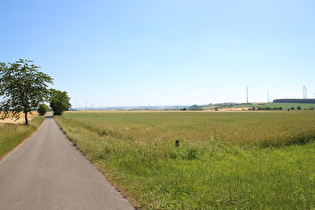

left=24, top=111, right=28, bottom=125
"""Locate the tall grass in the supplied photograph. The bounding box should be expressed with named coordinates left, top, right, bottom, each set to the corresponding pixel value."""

left=57, top=111, right=315, bottom=147
left=55, top=111, right=315, bottom=209
left=0, top=116, right=45, bottom=159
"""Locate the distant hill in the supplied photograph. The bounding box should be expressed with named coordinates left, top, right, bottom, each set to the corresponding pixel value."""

left=273, top=99, right=315, bottom=104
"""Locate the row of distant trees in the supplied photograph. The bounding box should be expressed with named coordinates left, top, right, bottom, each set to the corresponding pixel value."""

left=249, top=106, right=314, bottom=111
left=249, top=107, right=283, bottom=110
left=273, top=99, right=315, bottom=104
left=0, top=59, right=71, bottom=125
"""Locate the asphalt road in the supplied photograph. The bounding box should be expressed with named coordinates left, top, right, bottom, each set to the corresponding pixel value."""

left=0, top=113, right=134, bottom=210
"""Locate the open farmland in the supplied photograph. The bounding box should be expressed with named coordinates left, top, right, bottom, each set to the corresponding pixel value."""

left=55, top=111, right=315, bottom=209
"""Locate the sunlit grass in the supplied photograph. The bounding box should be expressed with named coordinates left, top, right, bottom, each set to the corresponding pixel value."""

left=0, top=116, right=44, bottom=159
left=57, top=111, right=315, bottom=147
left=55, top=111, right=315, bottom=209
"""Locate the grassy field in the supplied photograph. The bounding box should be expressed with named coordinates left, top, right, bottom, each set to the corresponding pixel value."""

left=55, top=111, right=315, bottom=209
left=259, top=103, right=315, bottom=110
left=0, top=114, right=45, bottom=159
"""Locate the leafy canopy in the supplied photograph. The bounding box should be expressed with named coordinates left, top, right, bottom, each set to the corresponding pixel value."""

left=0, top=59, right=53, bottom=124
left=37, top=104, right=50, bottom=116
left=49, top=89, right=71, bottom=115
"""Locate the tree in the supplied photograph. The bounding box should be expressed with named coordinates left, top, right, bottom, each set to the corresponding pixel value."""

left=37, top=104, right=49, bottom=116
left=49, top=89, right=71, bottom=115
left=0, top=59, right=53, bottom=125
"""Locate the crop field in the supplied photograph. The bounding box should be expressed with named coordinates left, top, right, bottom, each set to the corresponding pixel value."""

left=55, top=111, right=315, bottom=209
left=0, top=111, right=39, bottom=124
left=0, top=114, right=44, bottom=159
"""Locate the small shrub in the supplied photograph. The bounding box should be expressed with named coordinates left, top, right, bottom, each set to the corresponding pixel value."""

left=37, top=104, right=49, bottom=116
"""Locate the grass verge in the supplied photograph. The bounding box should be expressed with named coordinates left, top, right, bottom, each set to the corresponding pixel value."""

left=0, top=116, right=45, bottom=159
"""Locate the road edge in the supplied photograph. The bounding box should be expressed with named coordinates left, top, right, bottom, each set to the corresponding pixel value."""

left=53, top=116, right=138, bottom=209
left=0, top=116, right=46, bottom=164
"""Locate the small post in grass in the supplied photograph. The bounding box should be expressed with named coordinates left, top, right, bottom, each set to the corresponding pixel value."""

left=175, top=140, right=180, bottom=147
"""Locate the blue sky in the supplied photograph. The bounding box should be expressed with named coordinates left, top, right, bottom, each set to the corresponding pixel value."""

left=1, top=0, right=314, bottom=108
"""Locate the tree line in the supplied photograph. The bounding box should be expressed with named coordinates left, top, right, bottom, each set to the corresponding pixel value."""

left=0, top=59, right=71, bottom=125
left=249, top=107, right=283, bottom=110
left=249, top=106, right=314, bottom=111
left=273, top=99, right=315, bottom=104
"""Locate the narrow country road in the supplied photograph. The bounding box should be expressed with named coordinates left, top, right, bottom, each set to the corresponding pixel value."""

left=0, top=113, right=134, bottom=210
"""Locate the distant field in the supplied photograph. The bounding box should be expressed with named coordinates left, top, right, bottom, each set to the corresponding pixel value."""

left=260, top=103, right=315, bottom=110
left=0, top=111, right=38, bottom=124
left=0, top=115, right=44, bottom=159
left=55, top=111, right=315, bottom=209
left=233, top=102, right=315, bottom=110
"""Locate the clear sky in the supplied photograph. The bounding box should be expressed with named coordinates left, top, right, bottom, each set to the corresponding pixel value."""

left=1, top=0, right=314, bottom=108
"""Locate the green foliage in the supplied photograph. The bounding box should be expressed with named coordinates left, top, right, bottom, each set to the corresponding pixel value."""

left=257, top=106, right=283, bottom=110
left=0, top=117, right=44, bottom=159
left=273, top=98, right=315, bottom=104
left=262, top=103, right=315, bottom=110
left=37, top=104, right=49, bottom=116
left=49, top=89, right=71, bottom=115
left=55, top=111, right=315, bottom=209
left=0, top=59, right=53, bottom=124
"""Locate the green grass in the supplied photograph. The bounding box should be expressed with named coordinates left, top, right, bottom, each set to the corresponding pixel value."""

left=55, top=111, right=315, bottom=209
left=0, top=116, right=45, bottom=159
